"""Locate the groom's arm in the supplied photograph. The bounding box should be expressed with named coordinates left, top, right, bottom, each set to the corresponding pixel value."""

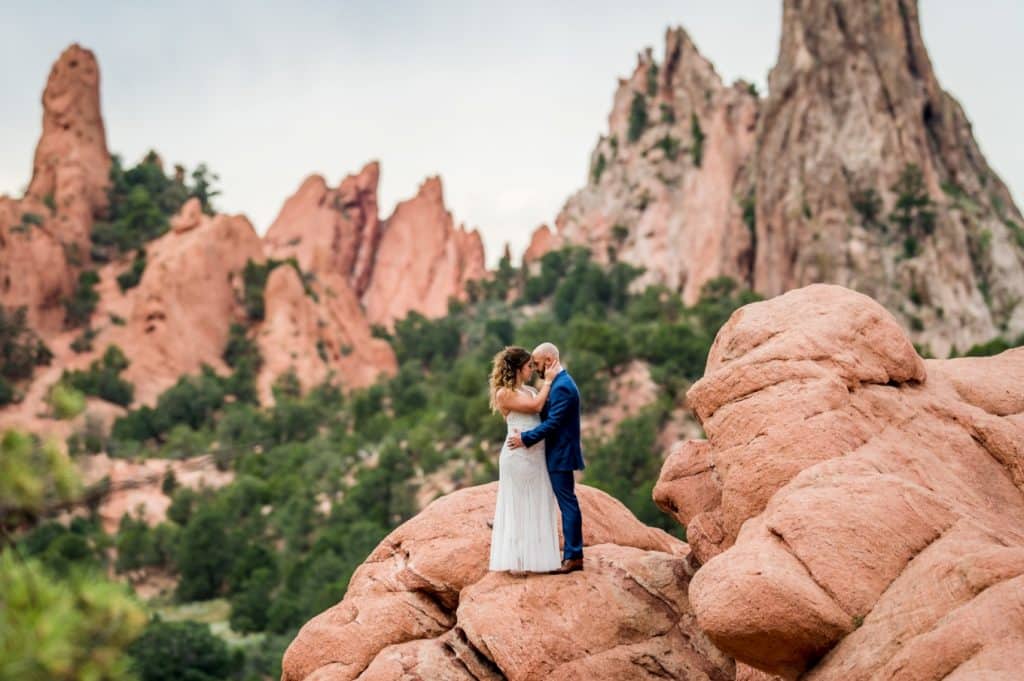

left=519, top=384, right=574, bottom=448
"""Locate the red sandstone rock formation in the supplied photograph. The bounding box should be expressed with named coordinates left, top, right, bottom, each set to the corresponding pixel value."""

left=522, top=224, right=560, bottom=265
left=553, top=28, right=758, bottom=304
left=107, top=199, right=265, bottom=404
left=362, top=177, right=486, bottom=328
left=0, top=44, right=111, bottom=331
left=26, top=43, right=111, bottom=244
left=750, top=0, right=1024, bottom=358
left=256, top=266, right=396, bottom=404
left=654, top=283, right=1024, bottom=679
left=280, top=483, right=733, bottom=681
left=544, top=0, right=1024, bottom=357
left=266, top=167, right=486, bottom=331
left=263, top=163, right=383, bottom=297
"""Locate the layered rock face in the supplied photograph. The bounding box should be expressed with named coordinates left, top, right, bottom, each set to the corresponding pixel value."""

left=1, top=42, right=494, bottom=417
left=0, top=44, right=111, bottom=331
left=257, top=266, right=396, bottom=404
left=751, top=0, right=1024, bottom=357
left=654, top=283, right=1024, bottom=679
left=538, top=0, right=1024, bottom=357
left=263, top=163, right=383, bottom=297
left=266, top=169, right=486, bottom=330
left=361, top=177, right=486, bottom=328
left=551, top=28, right=757, bottom=304
left=281, top=483, right=733, bottom=681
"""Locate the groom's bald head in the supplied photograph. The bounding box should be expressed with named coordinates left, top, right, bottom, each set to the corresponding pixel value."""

left=532, top=342, right=559, bottom=362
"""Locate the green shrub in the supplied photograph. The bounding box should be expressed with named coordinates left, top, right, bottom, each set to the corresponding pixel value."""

left=70, top=326, right=97, bottom=354
left=63, top=269, right=100, bottom=328
left=48, top=382, right=86, bottom=420
left=655, top=134, right=680, bottom=161
left=627, top=93, right=648, bottom=143
left=690, top=113, right=705, bottom=167
left=851, top=186, right=882, bottom=226
left=659, top=103, right=675, bottom=124
left=62, top=345, right=134, bottom=406
left=890, top=164, right=936, bottom=237
left=91, top=152, right=221, bottom=257
left=117, top=249, right=147, bottom=291
left=741, top=189, right=756, bottom=240
left=591, top=151, right=607, bottom=184
left=646, top=62, right=659, bottom=96
left=128, top=619, right=234, bottom=681
left=903, top=236, right=920, bottom=258
left=241, top=257, right=308, bottom=321
left=0, top=430, right=81, bottom=522
left=0, top=550, right=147, bottom=681
left=391, top=312, right=462, bottom=370
left=0, top=306, right=52, bottom=395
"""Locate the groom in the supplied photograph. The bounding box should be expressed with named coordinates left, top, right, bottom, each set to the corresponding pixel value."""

left=507, top=342, right=585, bottom=574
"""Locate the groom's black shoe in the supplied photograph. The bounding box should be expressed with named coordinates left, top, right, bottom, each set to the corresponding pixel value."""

left=551, top=558, right=583, bottom=574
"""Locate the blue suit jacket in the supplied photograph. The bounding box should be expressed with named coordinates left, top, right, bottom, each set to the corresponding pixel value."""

left=521, top=370, right=585, bottom=472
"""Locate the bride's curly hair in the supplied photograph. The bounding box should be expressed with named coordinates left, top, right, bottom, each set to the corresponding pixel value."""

left=489, top=346, right=532, bottom=413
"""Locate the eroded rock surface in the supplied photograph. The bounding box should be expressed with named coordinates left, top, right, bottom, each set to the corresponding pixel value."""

left=654, top=283, right=1024, bottom=679
left=281, top=483, right=733, bottom=681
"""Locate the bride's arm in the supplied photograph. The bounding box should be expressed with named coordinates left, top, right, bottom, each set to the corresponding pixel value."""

left=496, top=379, right=553, bottom=414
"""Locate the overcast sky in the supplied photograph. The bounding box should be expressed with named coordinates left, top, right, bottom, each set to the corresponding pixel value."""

left=2, top=1, right=1022, bottom=264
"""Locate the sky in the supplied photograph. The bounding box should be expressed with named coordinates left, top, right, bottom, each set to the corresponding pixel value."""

left=2, top=1, right=1022, bottom=265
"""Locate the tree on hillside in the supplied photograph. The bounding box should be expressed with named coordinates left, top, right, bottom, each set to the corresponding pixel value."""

left=0, top=429, right=146, bottom=681
left=128, top=619, right=236, bottom=681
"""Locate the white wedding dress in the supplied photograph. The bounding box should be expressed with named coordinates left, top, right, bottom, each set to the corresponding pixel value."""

left=489, top=388, right=562, bottom=572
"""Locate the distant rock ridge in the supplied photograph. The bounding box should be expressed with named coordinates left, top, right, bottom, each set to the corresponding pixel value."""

left=265, top=168, right=486, bottom=330
left=533, top=0, right=1024, bottom=357
left=0, top=43, right=488, bottom=418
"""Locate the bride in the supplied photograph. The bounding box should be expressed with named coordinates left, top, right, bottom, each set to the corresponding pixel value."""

left=487, top=346, right=562, bottom=573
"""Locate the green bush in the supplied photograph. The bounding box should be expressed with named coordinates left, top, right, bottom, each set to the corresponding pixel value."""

left=91, top=152, right=220, bottom=257
left=63, top=269, right=100, bottom=328
left=391, top=311, right=462, bottom=370
left=655, top=134, right=680, bottom=161
left=48, top=382, right=86, bottom=420
left=117, top=249, right=147, bottom=291
left=890, top=163, right=936, bottom=237
left=646, top=62, right=659, bottom=96
left=62, top=345, right=134, bottom=407
left=627, top=93, right=648, bottom=143
left=128, top=619, right=235, bottom=681
left=0, top=430, right=80, bottom=523
left=241, top=257, right=307, bottom=321
left=591, top=151, right=607, bottom=184
left=115, top=512, right=174, bottom=572
left=690, top=113, right=705, bottom=167
left=851, top=186, right=882, bottom=226
left=659, top=103, right=675, bottom=124
left=69, top=326, right=97, bottom=353
left=0, top=306, right=52, bottom=401
left=0, top=550, right=147, bottom=681
left=174, top=505, right=235, bottom=601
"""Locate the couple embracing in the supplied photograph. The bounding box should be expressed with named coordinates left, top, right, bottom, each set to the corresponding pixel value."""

left=488, top=342, right=584, bottom=575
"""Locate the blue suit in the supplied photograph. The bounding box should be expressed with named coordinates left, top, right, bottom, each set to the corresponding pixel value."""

left=521, top=370, right=585, bottom=560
